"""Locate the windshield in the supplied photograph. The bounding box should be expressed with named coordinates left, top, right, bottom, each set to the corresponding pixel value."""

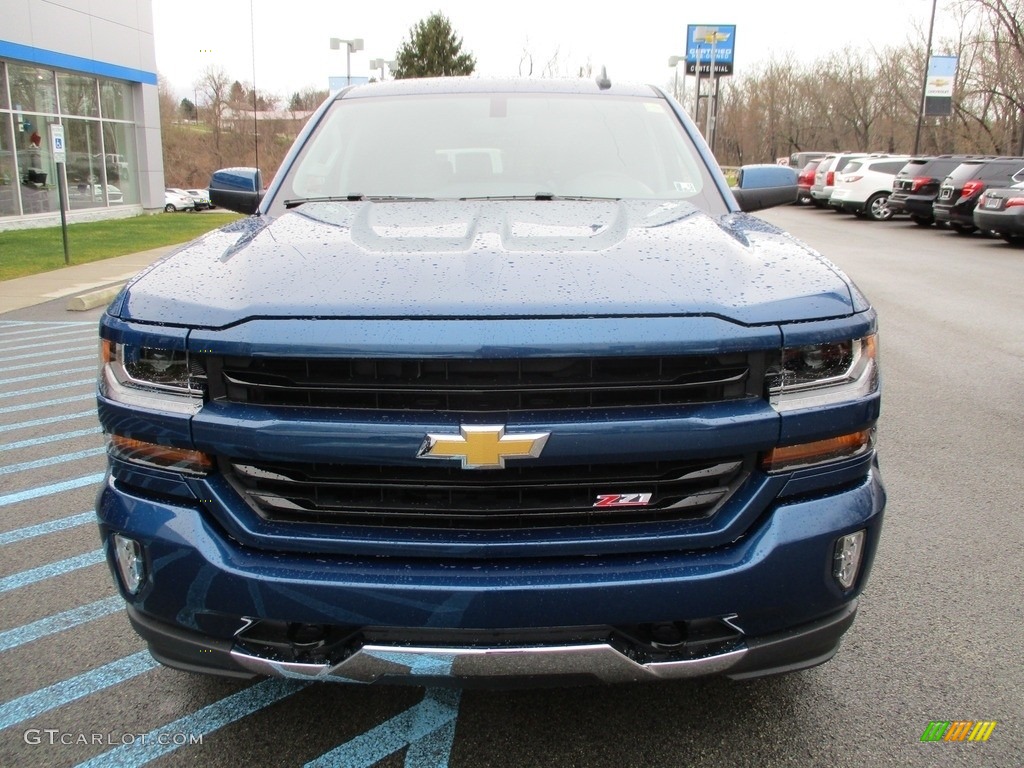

left=273, top=92, right=724, bottom=213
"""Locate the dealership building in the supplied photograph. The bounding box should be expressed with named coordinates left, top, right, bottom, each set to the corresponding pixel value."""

left=1, top=0, right=163, bottom=228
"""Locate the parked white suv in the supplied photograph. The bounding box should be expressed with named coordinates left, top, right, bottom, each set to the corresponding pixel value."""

left=809, top=152, right=867, bottom=208
left=830, top=155, right=911, bottom=221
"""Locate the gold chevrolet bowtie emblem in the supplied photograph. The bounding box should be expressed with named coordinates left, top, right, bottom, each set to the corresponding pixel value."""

left=418, top=425, right=550, bottom=469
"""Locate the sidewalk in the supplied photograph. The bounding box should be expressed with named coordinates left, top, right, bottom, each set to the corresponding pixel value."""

left=0, top=245, right=177, bottom=314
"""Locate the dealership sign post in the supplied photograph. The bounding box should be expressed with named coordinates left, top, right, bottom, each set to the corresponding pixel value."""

left=924, top=55, right=957, bottom=116
left=686, top=25, right=735, bottom=153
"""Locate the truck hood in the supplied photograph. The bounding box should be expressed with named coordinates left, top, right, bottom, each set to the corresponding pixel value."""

left=118, top=200, right=856, bottom=328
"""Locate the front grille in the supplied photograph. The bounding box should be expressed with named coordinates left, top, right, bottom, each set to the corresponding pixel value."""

left=223, top=456, right=751, bottom=529
left=205, top=354, right=758, bottom=412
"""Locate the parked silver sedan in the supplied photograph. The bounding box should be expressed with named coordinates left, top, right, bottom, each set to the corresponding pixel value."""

left=974, top=180, right=1024, bottom=245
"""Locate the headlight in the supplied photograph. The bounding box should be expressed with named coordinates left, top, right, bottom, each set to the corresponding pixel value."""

left=768, top=335, right=878, bottom=411
left=100, top=341, right=205, bottom=414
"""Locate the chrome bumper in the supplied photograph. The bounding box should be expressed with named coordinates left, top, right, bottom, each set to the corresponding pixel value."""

left=130, top=602, right=857, bottom=685
left=229, top=642, right=748, bottom=684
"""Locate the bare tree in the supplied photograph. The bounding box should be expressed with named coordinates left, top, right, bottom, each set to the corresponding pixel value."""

left=957, top=0, right=1024, bottom=153
left=195, top=66, right=232, bottom=161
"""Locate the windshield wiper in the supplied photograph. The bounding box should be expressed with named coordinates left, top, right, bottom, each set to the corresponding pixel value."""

left=458, top=193, right=622, bottom=201
left=284, top=195, right=433, bottom=209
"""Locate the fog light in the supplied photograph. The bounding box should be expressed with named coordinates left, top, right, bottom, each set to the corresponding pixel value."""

left=113, top=533, right=146, bottom=595
left=833, top=530, right=866, bottom=590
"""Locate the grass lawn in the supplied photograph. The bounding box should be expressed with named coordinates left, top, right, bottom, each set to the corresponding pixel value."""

left=0, top=212, right=242, bottom=281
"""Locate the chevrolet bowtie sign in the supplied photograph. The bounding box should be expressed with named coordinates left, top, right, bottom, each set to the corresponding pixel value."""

left=418, top=425, right=550, bottom=469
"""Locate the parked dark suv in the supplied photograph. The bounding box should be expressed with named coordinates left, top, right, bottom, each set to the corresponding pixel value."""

left=888, top=155, right=981, bottom=226
left=933, top=157, right=1024, bottom=234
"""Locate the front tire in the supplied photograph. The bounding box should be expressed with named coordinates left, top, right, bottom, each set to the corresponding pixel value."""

left=164, top=203, right=175, bottom=213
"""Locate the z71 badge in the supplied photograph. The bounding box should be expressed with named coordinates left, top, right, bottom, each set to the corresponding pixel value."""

left=593, top=493, right=653, bottom=508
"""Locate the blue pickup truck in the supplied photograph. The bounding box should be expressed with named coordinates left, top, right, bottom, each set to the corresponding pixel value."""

left=95, top=77, right=884, bottom=685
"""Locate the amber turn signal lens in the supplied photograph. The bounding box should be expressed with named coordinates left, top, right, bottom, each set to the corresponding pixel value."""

left=109, top=434, right=213, bottom=474
left=100, top=338, right=116, bottom=365
left=762, top=429, right=873, bottom=473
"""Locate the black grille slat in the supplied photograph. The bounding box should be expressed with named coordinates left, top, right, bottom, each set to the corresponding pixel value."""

left=211, top=355, right=757, bottom=411
left=224, top=458, right=750, bottom=530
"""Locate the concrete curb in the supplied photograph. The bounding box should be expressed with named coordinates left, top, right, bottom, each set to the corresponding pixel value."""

left=66, top=284, right=124, bottom=311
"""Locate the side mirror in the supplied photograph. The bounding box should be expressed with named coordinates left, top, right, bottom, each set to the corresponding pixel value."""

left=731, top=165, right=798, bottom=212
left=209, top=167, right=264, bottom=215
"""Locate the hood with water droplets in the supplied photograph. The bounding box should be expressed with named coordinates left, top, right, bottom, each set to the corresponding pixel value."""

left=117, top=199, right=857, bottom=328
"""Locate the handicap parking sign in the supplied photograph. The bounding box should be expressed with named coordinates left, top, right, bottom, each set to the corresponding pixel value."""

left=49, top=124, right=66, bottom=163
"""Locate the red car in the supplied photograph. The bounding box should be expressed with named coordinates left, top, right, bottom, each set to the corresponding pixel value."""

left=796, top=159, right=823, bottom=205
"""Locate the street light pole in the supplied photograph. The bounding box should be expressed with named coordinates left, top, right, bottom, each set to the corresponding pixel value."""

left=330, top=37, right=364, bottom=86
left=706, top=38, right=717, bottom=142
left=693, top=44, right=703, bottom=124
left=913, top=0, right=938, bottom=156
left=369, top=58, right=396, bottom=81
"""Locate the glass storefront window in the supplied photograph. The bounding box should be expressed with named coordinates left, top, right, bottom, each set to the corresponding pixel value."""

left=8, top=64, right=57, bottom=115
left=58, top=72, right=98, bottom=117
left=0, top=113, right=20, bottom=216
left=102, top=121, right=138, bottom=204
left=1, top=62, right=141, bottom=218
left=64, top=118, right=108, bottom=209
left=100, top=79, right=134, bottom=121
left=15, top=112, right=57, bottom=215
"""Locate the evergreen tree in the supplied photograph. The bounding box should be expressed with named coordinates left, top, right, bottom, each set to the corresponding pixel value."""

left=179, top=97, right=197, bottom=121
left=393, top=13, right=476, bottom=78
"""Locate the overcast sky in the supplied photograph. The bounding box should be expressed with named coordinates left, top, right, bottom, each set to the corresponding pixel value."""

left=153, top=0, right=958, bottom=101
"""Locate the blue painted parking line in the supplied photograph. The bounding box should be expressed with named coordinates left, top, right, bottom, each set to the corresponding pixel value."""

left=0, top=472, right=105, bottom=506
left=0, top=596, right=121, bottom=652
left=0, top=550, right=105, bottom=593
left=0, top=326, right=92, bottom=340
left=0, top=511, right=94, bottom=545
left=306, top=687, right=462, bottom=768
left=0, top=378, right=96, bottom=400
left=0, top=427, right=102, bottom=452
left=0, top=651, right=158, bottom=731
left=0, top=410, right=96, bottom=434
left=0, top=354, right=95, bottom=374
left=0, top=446, right=106, bottom=475
left=0, top=393, right=96, bottom=415
left=0, top=327, right=98, bottom=344
left=0, top=335, right=97, bottom=354
left=0, top=365, right=96, bottom=386
left=0, top=347, right=96, bottom=365
left=0, top=320, right=93, bottom=328
left=73, top=678, right=309, bottom=768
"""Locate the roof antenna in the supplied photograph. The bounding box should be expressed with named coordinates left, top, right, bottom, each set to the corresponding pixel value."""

left=596, top=66, right=611, bottom=90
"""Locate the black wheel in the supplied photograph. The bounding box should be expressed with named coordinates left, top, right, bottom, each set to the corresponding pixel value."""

left=866, top=193, right=893, bottom=221
left=911, top=215, right=933, bottom=227
left=950, top=223, right=976, bottom=235
left=164, top=203, right=175, bottom=213
left=1000, top=234, right=1023, bottom=246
